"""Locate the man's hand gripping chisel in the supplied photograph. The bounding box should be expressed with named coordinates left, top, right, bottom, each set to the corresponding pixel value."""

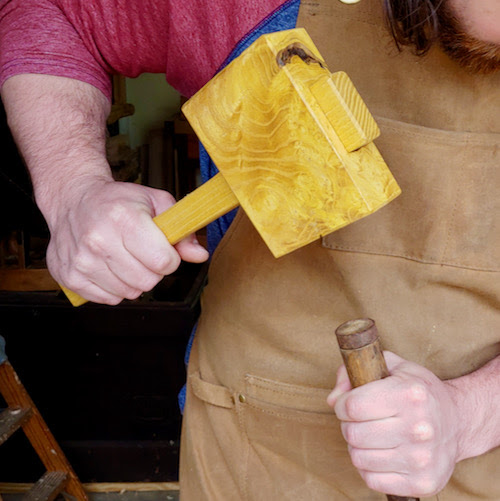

left=335, top=319, right=420, bottom=501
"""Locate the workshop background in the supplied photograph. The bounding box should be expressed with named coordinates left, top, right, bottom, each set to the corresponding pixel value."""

left=0, top=73, right=206, bottom=486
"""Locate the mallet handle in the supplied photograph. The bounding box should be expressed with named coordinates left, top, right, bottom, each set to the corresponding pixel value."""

left=335, top=318, right=419, bottom=501
left=61, top=172, right=239, bottom=306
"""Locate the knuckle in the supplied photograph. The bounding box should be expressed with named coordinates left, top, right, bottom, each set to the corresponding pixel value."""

left=154, top=251, right=181, bottom=275
left=152, top=252, right=171, bottom=271
left=407, top=382, right=428, bottom=403
left=103, top=295, right=124, bottom=306
left=123, top=289, right=143, bottom=301
left=81, top=228, right=107, bottom=256
left=106, top=283, right=141, bottom=303
left=411, top=420, right=435, bottom=442
left=137, top=275, right=161, bottom=293
left=344, top=395, right=362, bottom=421
left=108, top=202, right=133, bottom=226
left=414, top=474, right=440, bottom=497
left=364, top=473, right=383, bottom=492
left=349, top=447, right=364, bottom=469
left=342, top=423, right=357, bottom=445
left=71, top=252, right=94, bottom=275
left=411, top=448, right=433, bottom=470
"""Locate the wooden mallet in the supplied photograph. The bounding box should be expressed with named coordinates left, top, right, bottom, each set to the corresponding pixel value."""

left=335, top=318, right=420, bottom=501
left=61, top=28, right=401, bottom=306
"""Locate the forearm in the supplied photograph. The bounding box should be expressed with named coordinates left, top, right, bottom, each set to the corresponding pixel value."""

left=1, top=73, right=207, bottom=304
left=1, top=73, right=112, bottom=229
left=447, top=354, right=500, bottom=462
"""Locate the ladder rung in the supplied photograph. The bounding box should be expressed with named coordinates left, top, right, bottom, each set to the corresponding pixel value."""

left=22, top=471, right=68, bottom=501
left=0, top=407, right=32, bottom=445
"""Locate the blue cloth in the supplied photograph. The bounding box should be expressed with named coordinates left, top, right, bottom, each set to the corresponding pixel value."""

left=0, top=335, right=6, bottom=365
left=178, top=0, right=301, bottom=412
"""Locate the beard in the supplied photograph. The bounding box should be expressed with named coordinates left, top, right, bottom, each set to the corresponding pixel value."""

left=438, top=1, right=500, bottom=74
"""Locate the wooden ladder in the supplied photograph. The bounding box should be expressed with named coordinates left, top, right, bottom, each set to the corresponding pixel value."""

left=0, top=335, right=89, bottom=501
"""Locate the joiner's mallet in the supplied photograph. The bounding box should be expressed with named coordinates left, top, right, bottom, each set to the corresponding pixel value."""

left=60, top=28, right=401, bottom=306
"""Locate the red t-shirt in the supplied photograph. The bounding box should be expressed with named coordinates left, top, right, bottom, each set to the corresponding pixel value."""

left=0, top=0, right=289, bottom=98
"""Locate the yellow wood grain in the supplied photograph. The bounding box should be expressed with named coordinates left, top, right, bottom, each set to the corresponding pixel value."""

left=182, top=28, right=400, bottom=258
left=62, top=27, right=401, bottom=306
left=310, top=71, right=380, bottom=152
left=153, top=172, right=238, bottom=243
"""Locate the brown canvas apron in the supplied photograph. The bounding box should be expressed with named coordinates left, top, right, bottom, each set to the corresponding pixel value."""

left=179, top=0, right=500, bottom=499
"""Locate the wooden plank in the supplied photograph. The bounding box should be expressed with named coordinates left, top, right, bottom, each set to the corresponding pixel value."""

left=107, top=103, right=135, bottom=124
left=83, top=482, right=180, bottom=493
left=107, top=75, right=135, bottom=124
left=0, top=482, right=180, bottom=494
left=22, top=471, right=67, bottom=501
left=0, top=407, right=32, bottom=445
left=0, top=361, right=89, bottom=500
left=112, top=75, right=127, bottom=104
left=0, top=268, right=59, bottom=291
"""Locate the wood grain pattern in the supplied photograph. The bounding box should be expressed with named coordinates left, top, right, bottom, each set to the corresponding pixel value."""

left=0, top=481, right=180, bottom=494
left=153, top=172, right=238, bottom=243
left=23, top=471, right=68, bottom=501
left=0, top=268, right=59, bottom=292
left=0, top=360, right=89, bottom=500
left=182, top=28, right=401, bottom=258
left=62, top=28, right=401, bottom=305
left=310, top=71, right=380, bottom=152
left=335, top=318, right=390, bottom=387
left=0, top=407, right=32, bottom=446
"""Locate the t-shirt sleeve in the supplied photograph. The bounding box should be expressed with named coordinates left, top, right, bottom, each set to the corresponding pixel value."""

left=165, top=0, right=297, bottom=98
left=0, top=0, right=112, bottom=98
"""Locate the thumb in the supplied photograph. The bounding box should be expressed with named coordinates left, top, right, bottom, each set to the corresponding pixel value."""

left=175, top=233, right=210, bottom=263
left=327, top=364, right=352, bottom=408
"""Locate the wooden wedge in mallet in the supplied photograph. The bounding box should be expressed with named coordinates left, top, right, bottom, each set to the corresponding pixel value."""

left=62, top=28, right=401, bottom=306
left=335, top=318, right=420, bottom=501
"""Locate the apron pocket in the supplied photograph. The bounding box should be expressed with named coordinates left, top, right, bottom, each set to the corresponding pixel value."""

left=184, top=371, right=248, bottom=500
left=322, top=117, right=500, bottom=272
left=238, top=374, right=380, bottom=500
left=243, top=373, right=333, bottom=417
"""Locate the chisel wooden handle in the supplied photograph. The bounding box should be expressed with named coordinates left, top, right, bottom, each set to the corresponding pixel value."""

left=61, top=172, right=239, bottom=306
left=335, top=318, right=420, bottom=501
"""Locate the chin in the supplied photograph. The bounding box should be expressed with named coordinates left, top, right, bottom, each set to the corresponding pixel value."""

left=441, top=36, right=500, bottom=74
left=438, top=3, right=500, bottom=74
